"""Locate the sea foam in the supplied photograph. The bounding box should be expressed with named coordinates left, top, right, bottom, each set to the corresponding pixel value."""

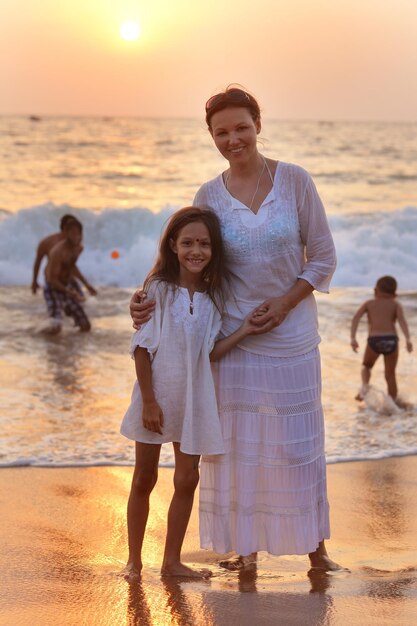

left=0, top=204, right=416, bottom=289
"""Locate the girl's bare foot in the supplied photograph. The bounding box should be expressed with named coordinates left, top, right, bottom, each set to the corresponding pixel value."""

left=219, top=553, right=257, bottom=571
left=160, top=562, right=212, bottom=578
left=122, top=561, right=142, bottom=580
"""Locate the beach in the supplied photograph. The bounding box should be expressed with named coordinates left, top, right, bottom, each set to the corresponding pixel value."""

left=1, top=115, right=416, bottom=625
left=2, top=456, right=417, bottom=626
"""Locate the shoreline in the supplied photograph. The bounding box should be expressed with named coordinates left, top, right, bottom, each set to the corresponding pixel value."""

left=2, top=446, right=417, bottom=469
left=2, top=456, right=417, bottom=625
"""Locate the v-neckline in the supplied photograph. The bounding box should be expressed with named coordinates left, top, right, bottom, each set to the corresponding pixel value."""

left=222, top=160, right=281, bottom=215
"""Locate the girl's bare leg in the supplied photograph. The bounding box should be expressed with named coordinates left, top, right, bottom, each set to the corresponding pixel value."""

left=125, top=442, right=161, bottom=578
left=161, top=443, right=211, bottom=578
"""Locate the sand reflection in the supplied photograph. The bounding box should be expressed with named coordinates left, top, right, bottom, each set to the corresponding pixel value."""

left=161, top=577, right=205, bottom=626
left=126, top=580, right=153, bottom=626
left=198, top=566, right=334, bottom=626
left=125, top=576, right=212, bottom=626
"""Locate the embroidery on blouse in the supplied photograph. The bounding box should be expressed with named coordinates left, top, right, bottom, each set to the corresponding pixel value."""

left=216, top=165, right=302, bottom=262
left=170, top=289, right=211, bottom=335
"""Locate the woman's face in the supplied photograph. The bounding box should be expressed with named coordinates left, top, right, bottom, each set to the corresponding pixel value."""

left=209, top=106, right=261, bottom=165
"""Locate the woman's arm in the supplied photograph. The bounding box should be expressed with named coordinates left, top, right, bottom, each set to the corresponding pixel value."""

left=296, top=169, right=337, bottom=293
left=130, top=290, right=156, bottom=329
left=246, top=170, right=336, bottom=336
left=134, top=347, right=164, bottom=433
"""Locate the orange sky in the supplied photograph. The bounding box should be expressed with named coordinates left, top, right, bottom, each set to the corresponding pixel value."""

left=1, top=0, right=416, bottom=120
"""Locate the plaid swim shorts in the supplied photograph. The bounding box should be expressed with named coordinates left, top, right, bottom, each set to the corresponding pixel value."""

left=43, top=283, right=90, bottom=329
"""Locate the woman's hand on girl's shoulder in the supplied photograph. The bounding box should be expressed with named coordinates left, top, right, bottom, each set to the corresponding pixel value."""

left=130, top=289, right=156, bottom=329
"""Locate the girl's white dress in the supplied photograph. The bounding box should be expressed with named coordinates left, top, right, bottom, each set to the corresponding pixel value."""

left=194, top=161, right=337, bottom=556
left=120, top=281, right=225, bottom=456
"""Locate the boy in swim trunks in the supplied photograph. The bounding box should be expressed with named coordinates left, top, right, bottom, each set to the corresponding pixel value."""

left=43, top=219, right=96, bottom=333
left=32, top=214, right=96, bottom=298
left=350, top=275, right=413, bottom=402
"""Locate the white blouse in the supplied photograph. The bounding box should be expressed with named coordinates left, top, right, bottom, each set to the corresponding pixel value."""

left=120, top=280, right=225, bottom=456
left=193, top=161, right=337, bottom=357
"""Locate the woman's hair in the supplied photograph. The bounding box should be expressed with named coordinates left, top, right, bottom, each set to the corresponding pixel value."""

left=144, top=206, right=228, bottom=311
left=376, top=275, right=397, bottom=295
left=205, top=85, right=261, bottom=128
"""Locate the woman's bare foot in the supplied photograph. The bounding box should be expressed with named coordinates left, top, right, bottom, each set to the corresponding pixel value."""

left=219, top=553, right=257, bottom=571
left=309, top=553, right=346, bottom=571
left=122, top=561, right=142, bottom=580
left=160, top=562, right=212, bottom=578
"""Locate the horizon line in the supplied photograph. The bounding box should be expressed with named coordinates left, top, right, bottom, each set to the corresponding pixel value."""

left=1, top=112, right=416, bottom=125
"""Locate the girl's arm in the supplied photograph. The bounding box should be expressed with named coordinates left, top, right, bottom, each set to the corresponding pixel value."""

left=134, top=347, right=164, bottom=433
left=350, top=302, right=367, bottom=352
left=396, top=303, right=413, bottom=353
left=210, top=316, right=255, bottom=362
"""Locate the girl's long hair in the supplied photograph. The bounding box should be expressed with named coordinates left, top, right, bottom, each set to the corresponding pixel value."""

left=143, top=206, right=228, bottom=312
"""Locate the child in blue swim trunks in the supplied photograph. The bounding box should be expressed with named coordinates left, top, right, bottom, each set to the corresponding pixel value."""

left=350, top=275, right=413, bottom=402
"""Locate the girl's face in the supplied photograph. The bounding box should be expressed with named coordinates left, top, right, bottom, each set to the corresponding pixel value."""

left=209, top=106, right=261, bottom=165
left=170, top=221, right=212, bottom=281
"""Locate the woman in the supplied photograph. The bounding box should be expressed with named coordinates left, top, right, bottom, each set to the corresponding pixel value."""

left=131, top=86, right=341, bottom=572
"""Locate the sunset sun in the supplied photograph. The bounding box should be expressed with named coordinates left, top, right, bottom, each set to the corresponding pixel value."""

left=120, top=20, right=141, bottom=41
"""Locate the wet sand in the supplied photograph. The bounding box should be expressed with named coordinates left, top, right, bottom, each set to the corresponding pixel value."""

left=1, top=456, right=417, bottom=626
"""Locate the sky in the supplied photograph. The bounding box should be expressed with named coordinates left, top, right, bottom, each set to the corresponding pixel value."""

left=1, top=0, right=417, bottom=121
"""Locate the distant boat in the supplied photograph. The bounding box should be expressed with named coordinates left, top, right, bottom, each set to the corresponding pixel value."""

left=29, top=115, right=42, bottom=122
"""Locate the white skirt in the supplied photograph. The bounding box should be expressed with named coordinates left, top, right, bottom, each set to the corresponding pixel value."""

left=199, top=347, right=330, bottom=556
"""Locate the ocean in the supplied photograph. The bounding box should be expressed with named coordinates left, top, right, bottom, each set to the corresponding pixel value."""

left=0, top=115, right=416, bottom=468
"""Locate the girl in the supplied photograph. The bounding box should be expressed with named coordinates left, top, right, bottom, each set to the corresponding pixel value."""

left=121, top=206, right=255, bottom=579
